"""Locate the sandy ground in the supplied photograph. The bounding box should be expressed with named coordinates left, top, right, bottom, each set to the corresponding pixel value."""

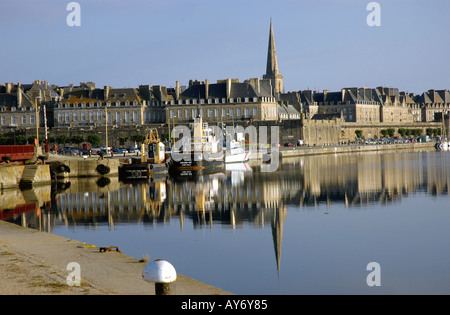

left=0, top=241, right=110, bottom=295
left=0, top=221, right=232, bottom=295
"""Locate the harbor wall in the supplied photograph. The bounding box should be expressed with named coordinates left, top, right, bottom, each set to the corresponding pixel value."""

left=0, top=164, right=51, bottom=190
left=279, top=141, right=436, bottom=158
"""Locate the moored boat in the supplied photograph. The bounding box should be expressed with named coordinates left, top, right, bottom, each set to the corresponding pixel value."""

left=169, top=116, right=224, bottom=177
left=118, top=129, right=169, bottom=182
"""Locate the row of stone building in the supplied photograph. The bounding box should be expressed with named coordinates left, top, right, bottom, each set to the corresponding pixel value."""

left=0, top=79, right=447, bottom=132
left=0, top=20, right=448, bottom=142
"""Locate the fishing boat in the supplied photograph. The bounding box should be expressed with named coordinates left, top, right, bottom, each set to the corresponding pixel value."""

left=224, top=132, right=249, bottom=163
left=169, top=116, right=224, bottom=177
left=118, top=129, right=169, bottom=182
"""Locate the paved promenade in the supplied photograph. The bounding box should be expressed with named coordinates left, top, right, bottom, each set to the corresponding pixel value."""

left=0, top=220, right=232, bottom=295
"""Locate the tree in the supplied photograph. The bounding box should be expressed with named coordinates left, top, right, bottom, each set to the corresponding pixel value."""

left=355, top=130, right=363, bottom=139
left=118, top=136, right=128, bottom=146
left=380, top=129, right=388, bottom=138
left=387, top=128, right=395, bottom=138
left=398, top=128, right=406, bottom=137
left=16, top=135, right=27, bottom=145
left=426, top=128, right=433, bottom=137
left=56, top=134, right=70, bottom=146
left=130, top=134, right=146, bottom=144
left=0, top=134, right=10, bottom=145
left=87, top=134, right=101, bottom=146
left=70, top=135, right=84, bottom=146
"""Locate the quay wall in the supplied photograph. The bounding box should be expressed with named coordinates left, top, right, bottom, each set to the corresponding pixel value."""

left=50, top=158, right=120, bottom=179
left=0, top=164, right=51, bottom=190
left=279, top=141, right=437, bottom=158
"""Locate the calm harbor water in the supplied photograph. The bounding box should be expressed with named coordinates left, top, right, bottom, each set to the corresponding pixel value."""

left=2, top=149, right=450, bottom=294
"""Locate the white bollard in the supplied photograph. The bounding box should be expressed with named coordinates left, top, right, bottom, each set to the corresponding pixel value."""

left=142, top=259, right=177, bottom=295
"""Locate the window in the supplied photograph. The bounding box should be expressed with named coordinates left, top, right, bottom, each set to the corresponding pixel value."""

left=178, top=109, right=183, bottom=118
left=1, top=116, right=5, bottom=125
left=245, top=107, right=249, bottom=118
left=97, top=111, right=101, bottom=121
left=133, top=111, right=137, bottom=122
left=253, top=107, right=257, bottom=116
left=192, top=108, right=197, bottom=118
left=22, top=115, right=27, bottom=124
left=11, top=116, right=16, bottom=125
left=229, top=108, right=234, bottom=117
left=169, top=109, right=174, bottom=119
left=215, top=108, right=219, bottom=117
left=89, top=112, right=94, bottom=123
left=186, top=109, right=190, bottom=119
left=237, top=108, right=241, bottom=116
left=208, top=109, right=212, bottom=117
left=116, top=112, right=120, bottom=122
left=81, top=112, right=86, bottom=121
left=73, top=112, right=78, bottom=121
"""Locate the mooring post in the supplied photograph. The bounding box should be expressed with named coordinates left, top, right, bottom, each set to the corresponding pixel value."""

left=142, top=259, right=177, bottom=295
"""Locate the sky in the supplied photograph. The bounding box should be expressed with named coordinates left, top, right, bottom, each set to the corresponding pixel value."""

left=1, top=0, right=449, bottom=95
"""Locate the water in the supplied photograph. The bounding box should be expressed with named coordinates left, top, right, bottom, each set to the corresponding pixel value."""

left=2, top=150, right=450, bottom=294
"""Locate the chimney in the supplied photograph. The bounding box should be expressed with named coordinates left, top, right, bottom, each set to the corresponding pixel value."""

left=226, top=78, right=231, bottom=100
left=104, top=86, right=111, bottom=100
left=205, top=79, right=209, bottom=100
left=17, top=86, right=22, bottom=107
left=175, top=81, right=180, bottom=100
left=5, top=83, right=13, bottom=94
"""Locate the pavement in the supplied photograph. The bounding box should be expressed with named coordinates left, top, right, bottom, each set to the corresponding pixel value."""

left=0, top=220, right=232, bottom=295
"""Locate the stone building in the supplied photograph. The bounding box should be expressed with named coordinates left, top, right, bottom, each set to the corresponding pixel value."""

left=417, top=89, right=450, bottom=122
left=52, top=83, right=166, bottom=129
left=0, top=81, right=60, bottom=131
left=298, top=86, right=415, bottom=124
left=164, top=20, right=287, bottom=125
left=165, top=78, right=279, bottom=124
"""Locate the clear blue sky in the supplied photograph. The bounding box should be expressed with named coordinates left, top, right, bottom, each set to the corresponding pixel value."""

left=1, top=0, right=449, bottom=95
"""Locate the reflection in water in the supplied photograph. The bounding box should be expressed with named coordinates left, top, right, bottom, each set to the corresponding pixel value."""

left=1, top=150, right=450, bottom=285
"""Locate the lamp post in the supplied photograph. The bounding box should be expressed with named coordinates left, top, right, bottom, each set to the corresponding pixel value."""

left=35, top=96, right=41, bottom=147
left=105, top=103, right=109, bottom=154
left=172, top=115, right=177, bottom=146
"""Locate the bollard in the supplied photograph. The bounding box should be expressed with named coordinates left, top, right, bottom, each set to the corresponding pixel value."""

left=142, top=259, right=177, bottom=295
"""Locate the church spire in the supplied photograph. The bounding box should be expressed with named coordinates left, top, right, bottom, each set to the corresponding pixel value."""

left=266, top=19, right=279, bottom=77
left=263, top=19, right=284, bottom=97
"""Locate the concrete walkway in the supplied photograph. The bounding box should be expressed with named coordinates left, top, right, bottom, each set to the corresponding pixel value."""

left=0, top=220, right=232, bottom=295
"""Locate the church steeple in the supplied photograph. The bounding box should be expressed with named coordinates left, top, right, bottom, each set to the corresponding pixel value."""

left=266, top=19, right=279, bottom=77
left=263, top=19, right=284, bottom=98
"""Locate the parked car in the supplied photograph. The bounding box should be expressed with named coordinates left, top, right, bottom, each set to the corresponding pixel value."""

left=284, top=142, right=293, bottom=147
left=127, top=146, right=140, bottom=153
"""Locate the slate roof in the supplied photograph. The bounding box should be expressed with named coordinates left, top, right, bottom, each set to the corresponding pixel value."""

left=180, top=81, right=272, bottom=100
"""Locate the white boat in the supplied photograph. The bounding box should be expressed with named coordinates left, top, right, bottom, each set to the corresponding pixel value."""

left=224, top=139, right=249, bottom=163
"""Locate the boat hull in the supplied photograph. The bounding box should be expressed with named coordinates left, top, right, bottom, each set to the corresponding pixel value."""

left=225, top=152, right=249, bottom=163
left=118, top=162, right=168, bottom=182
left=168, top=152, right=224, bottom=177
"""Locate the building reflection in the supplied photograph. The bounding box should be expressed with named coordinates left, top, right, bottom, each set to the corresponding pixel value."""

left=1, top=151, right=449, bottom=275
